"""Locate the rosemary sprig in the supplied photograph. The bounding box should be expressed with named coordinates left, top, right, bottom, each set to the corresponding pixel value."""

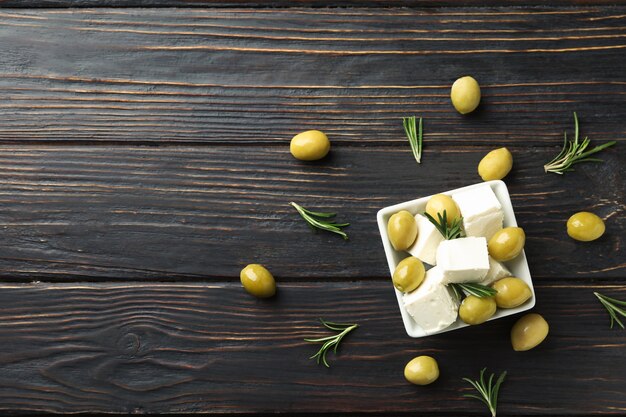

left=423, top=210, right=464, bottom=240
left=450, top=283, right=497, bottom=300
left=544, top=112, right=616, bottom=174
left=290, top=202, right=349, bottom=240
left=462, top=368, right=507, bottom=417
left=304, top=319, right=359, bottom=367
left=594, top=292, right=626, bottom=329
left=403, top=116, right=423, bottom=164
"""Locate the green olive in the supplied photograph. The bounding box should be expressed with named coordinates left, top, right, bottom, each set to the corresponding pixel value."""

left=492, top=277, right=532, bottom=308
left=567, top=212, right=605, bottom=242
left=404, top=355, right=439, bottom=386
left=478, top=147, right=513, bottom=181
left=393, top=257, right=425, bottom=293
left=425, top=194, right=460, bottom=226
left=240, top=264, right=276, bottom=298
left=511, top=313, right=549, bottom=351
left=488, top=227, right=525, bottom=262
left=290, top=130, right=330, bottom=161
left=459, top=295, right=496, bottom=325
left=387, top=210, right=418, bottom=251
left=450, top=76, right=481, bottom=114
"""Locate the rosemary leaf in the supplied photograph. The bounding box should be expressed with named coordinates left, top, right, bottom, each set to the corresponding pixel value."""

left=304, top=319, right=359, bottom=367
left=403, top=116, right=423, bottom=164
left=319, top=319, right=355, bottom=332
left=544, top=112, right=616, bottom=174
left=462, top=368, right=507, bottom=417
left=450, top=283, right=464, bottom=301
left=290, top=202, right=349, bottom=240
left=594, top=292, right=626, bottom=329
left=450, top=283, right=498, bottom=299
left=424, top=210, right=464, bottom=240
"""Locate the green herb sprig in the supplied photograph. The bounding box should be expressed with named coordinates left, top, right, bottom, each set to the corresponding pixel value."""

left=544, top=112, right=616, bottom=174
left=462, top=368, right=507, bottom=417
left=403, top=116, right=423, bottom=164
left=424, top=210, right=464, bottom=240
left=450, top=283, right=498, bottom=300
left=304, top=319, right=359, bottom=367
left=290, top=202, right=349, bottom=240
left=594, top=292, right=626, bottom=329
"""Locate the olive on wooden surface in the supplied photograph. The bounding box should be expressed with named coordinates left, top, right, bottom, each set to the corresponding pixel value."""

left=511, top=313, right=549, bottom=351
left=240, top=264, right=276, bottom=298
left=450, top=76, right=481, bottom=114
left=393, top=256, right=425, bottom=293
left=290, top=130, right=331, bottom=161
left=492, top=277, right=532, bottom=308
left=459, top=295, right=497, bottom=325
left=478, top=147, right=513, bottom=181
left=387, top=210, right=418, bottom=251
left=404, top=355, right=440, bottom=386
left=488, top=227, right=525, bottom=262
left=567, top=211, right=605, bottom=242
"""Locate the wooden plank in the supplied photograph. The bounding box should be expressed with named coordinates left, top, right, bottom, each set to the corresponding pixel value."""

left=2, top=0, right=626, bottom=7
left=0, top=145, right=622, bottom=281
left=0, top=280, right=623, bottom=414
left=0, top=8, right=625, bottom=145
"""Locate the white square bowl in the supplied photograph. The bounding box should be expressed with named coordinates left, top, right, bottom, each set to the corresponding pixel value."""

left=376, top=180, right=535, bottom=338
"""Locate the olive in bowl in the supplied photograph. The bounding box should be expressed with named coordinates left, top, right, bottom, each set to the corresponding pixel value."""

left=459, top=295, right=497, bottom=325
left=488, top=227, right=525, bottom=262
left=392, top=256, right=425, bottom=293
left=425, top=194, right=460, bottom=226
left=387, top=210, right=418, bottom=251
left=492, top=277, right=532, bottom=309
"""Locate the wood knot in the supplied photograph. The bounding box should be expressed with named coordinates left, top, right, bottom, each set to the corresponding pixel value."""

left=118, top=332, right=140, bottom=355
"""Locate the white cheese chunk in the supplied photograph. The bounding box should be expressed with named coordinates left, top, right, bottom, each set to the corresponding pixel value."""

left=452, top=184, right=502, bottom=221
left=463, top=210, right=504, bottom=240
left=403, top=266, right=459, bottom=334
left=481, top=256, right=512, bottom=286
left=452, top=185, right=504, bottom=239
left=407, top=213, right=445, bottom=266
left=436, top=237, right=490, bottom=284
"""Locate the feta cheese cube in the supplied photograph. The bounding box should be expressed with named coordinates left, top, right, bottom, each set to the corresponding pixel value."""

left=481, top=256, right=512, bottom=286
left=464, top=210, right=504, bottom=240
left=407, top=213, right=445, bottom=266
left=452, top=184, right=502, bottom=221
left=452, top=185, right=504, bottom=239
left=403, top=266, right=459, bottom=334
left=436, top=237, right=490, bottom=284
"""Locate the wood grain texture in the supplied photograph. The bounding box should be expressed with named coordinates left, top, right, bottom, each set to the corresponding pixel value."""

left=0, top=145, right=622, bottom=281
left=0, top=281, right=623, bottom=415
left=2, top=0, right=626, bottom=7
left=0, top=6, right=624, bottom=416
left=0, top=8, right=625, bottom=145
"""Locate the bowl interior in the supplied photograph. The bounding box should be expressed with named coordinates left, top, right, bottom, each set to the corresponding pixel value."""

left=376, top=180, right=535, bottom=338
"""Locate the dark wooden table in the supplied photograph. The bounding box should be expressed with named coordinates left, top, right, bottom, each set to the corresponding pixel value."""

left=0, top=1, right=624, bottom=415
